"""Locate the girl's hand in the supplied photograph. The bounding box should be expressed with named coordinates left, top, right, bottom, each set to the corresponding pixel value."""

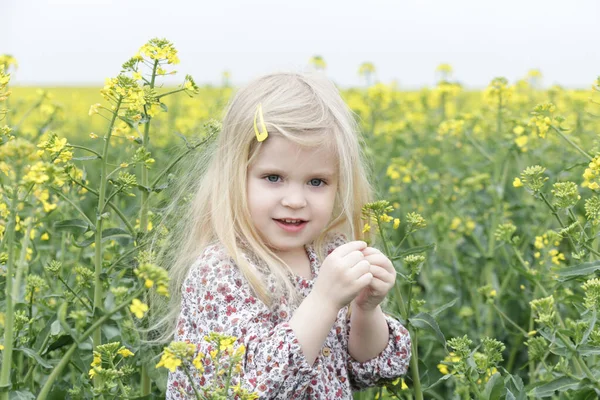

left=354, top=247, right=396, bottom=312
left=313, top=241, right=373, bottom=311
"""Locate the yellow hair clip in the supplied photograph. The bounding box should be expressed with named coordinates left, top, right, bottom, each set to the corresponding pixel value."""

left=253, top=103, right=268, bottom=142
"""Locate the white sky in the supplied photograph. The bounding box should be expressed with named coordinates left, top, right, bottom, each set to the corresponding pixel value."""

left=4, top=0, right=600, bottom=89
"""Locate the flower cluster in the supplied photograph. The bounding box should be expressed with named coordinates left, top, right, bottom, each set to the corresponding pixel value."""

left=156, top=333, right=257, bottom=399
left=516, top=165, right=548, bottom=193
left=494, top=223, right=517, bottom=244
left=528, top=103, right=566, bottom=138
left=582, top=155, right=600, bottom=190
left=530, top=295, right=556, bottom=329
left=483, top=77, right=513, bottom=106
left=584, top=196, right=600, bottom=225
left=361, top=200, right=400, bottom=233
left=36, top=132, right=73, bottom=164
left=134, top=261, right=169, bottom=297
left=88, top=342, right=135, bottom=396
left=582, top=278, right=600, bottom=311
left=551, top=181, right=580, bottom=208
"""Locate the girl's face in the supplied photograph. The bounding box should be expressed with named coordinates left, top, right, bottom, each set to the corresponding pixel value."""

left=246, top=135, right=338, bottom=259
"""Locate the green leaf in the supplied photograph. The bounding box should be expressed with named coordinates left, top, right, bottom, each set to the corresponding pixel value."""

left=556, top=261, right=600, bottom=281
left=13, top=347, right=53, bottom=369
left=159, top=102, right=168, bottom=112
left=8, top=390, right=36, bottom=400
left=74, top=227, right=132, bottom=248
left=430, top=298, right=458, bottom=318
left=577, top=345, right=600, bottom=356
left=529, top=376, right=580, bottom=397
left=579, top=309, right=596, bottom=346
left=422, top=374, right=452, bottom=392
left=392, top=243, right=436, bottom=260
left=72, top=155, right=100, bottom=161
left=53, top=219, right=91, bottom=235
left=43, top=334, right=74, bottom=355
left=409, top=312, right=446, bottom=347
left=482, top=373, right=504, bottom=400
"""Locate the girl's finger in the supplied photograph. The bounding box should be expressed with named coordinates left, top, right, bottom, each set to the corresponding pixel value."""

left=365, top=254, right=394, bottom=273
left=361, top=246, right=380, bottom=256
left=368, top=277, right=389, bottom=294
left=370, top=264, right=395, bottom=283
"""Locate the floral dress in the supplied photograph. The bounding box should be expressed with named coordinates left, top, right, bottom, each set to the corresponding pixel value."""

left=166, top=233, right=411, bottom=399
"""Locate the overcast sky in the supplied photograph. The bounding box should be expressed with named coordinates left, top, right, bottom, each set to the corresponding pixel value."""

left=4, top=0, right=600, bottom=89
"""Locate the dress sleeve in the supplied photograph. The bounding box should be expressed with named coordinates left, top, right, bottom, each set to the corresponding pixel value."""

left=346, top=313, right=412, bottom=391
left=165, top=244, right=319, bottom=399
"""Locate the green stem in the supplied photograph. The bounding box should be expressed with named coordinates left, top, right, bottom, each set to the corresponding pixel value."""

left=108, top=359, right=128, bottom=397
left=50, top=188, right=95, bottom=229
left=491, top=303, right=528, bottom=336
left=0, top=185, right=19, bottom=400
left=139, top=58, right=159, bottom=397
left=22, top=333, right=51, bottom=386
left=181, top=364, right=204, bottom=400
left=408, top=327, right=423, bottom=400
left=551, top=125, right=593, bottom=161
left=155, top=88, right=186, bottom=100
left=149, top=131, right=216, bottom=189
left=69, top=144, right=102, bottom=158
left=58, top=276, right=93, bottom=312
left=92, top=96, right=122, bottom=391
left=68, top=172, right=135, bottom=236
left=36, top=289, right=143, bottom=400
left=539, top=193, right=578, bottom=251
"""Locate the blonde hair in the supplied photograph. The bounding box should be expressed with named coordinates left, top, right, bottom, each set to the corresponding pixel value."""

left=145, top=71, right=373, bottom=344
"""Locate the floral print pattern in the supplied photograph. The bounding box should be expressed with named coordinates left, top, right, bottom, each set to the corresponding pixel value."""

left=166, top=233, right=411, bottom=399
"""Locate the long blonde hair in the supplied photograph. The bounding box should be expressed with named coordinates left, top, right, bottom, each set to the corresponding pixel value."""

left=146, top=71, right=373, bottom=344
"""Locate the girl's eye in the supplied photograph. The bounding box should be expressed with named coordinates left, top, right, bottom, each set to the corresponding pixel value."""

left=265, top=175, right=280, bottom=183
left=309, top=178, right=325, bottom=187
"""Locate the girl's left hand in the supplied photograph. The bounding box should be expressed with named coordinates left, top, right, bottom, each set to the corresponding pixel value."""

left=354, top=247, right=397, bottom=312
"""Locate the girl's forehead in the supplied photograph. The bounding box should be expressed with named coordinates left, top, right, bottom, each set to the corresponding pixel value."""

left=252, top=135, right=337, bottom=172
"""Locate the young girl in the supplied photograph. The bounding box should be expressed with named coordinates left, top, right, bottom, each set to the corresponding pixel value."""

left=160, top=71, right=411, bottom=399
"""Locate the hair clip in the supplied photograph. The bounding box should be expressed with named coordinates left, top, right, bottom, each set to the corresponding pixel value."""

left=254, top=103, right=268, bottom=142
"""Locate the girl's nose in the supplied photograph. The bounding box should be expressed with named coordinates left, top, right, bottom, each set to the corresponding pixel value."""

left=281, top=185, right=307, bottom=208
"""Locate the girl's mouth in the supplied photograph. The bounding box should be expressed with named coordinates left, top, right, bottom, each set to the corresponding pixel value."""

left=274, top=219, right=308, bottom=232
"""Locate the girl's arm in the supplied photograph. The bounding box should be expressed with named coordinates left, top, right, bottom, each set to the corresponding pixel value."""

left=288, top=290, right=339, bottom=365
left=345, top=310, right=411, bottom=391
left=166, top=244, right=335, bottom=399
left=347, top=304, right=389, bottom=362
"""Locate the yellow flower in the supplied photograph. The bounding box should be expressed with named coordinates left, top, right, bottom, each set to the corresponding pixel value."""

left=192, top=352, right=205, bottom=372
left=393, top=218, right=400, bottom=229
left=41, top=232, right=49, bottom=240
left=155, top=349, right=181, bottom=372
left=130, top=298, right=149, bottom=319
left=362, top=223, right=371, bottom=233
left=513, top=177, right=523, bottom=188
left=145, top=279, right=154, bottom=288
left=437, top=363, right=449, bottom=375
left=401, top=379, right=408, bottom=390
left=0, top=344, right=4, bottom=351
left=89, top=132, right=98, bottom=139
left=91, top=353, right=101, bottom=367
left=117, top=347, right=135, bottom=358
left=88, top=103, right=101, bottom=116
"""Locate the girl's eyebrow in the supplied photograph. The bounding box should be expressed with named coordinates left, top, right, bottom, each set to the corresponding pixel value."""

left=255, top=166, right=336, bottom=179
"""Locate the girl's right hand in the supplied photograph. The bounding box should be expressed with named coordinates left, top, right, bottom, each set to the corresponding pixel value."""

left=312, top=241, right=373, bottom=310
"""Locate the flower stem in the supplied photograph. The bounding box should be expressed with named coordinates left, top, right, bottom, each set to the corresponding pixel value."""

left=92, top=95, right=122, bottom=391
left=550, top=125, right=593, bottom=161
left=0, top=184, right=20, bottom=400
left=36, top=289, right=143, bottom=400
left=139, top=58, right=158, bottom=397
